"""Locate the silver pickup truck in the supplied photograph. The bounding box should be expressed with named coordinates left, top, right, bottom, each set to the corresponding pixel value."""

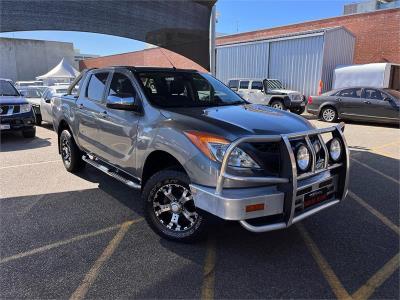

left=52, top=67, right=349, bottom=242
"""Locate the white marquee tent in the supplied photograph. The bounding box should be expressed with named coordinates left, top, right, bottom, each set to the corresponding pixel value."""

left=36, top=58, right=79, bottom=84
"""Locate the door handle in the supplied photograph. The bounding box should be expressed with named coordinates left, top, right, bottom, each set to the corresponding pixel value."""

left=78, top=103, right=84, bottom=109
left=364, top=100, right=371, bottom=104
left=336, top=98, right=342, bottom=102
left=99, top=111, right=108, bottom=118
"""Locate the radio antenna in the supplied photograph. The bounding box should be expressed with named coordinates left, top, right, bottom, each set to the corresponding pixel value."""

left=159, top=48, right=176, bottom=70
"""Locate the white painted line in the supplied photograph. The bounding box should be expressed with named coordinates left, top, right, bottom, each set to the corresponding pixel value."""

left=0, top=160, right=60, bottom=170
left=0, top=223, right=122, bottom=264
left=351, top=157, right=399, bottom=185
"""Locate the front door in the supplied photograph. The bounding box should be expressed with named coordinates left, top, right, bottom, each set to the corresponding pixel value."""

left=75, top=71, right=110, bottom=154
left=96, top=70, right=140, bottom=173
left=363, top=88, right=399, bottom=121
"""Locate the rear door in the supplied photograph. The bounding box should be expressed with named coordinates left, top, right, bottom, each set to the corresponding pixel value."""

left=75, top=71, right=110, bottom=154
left=363, top=88, right=399, bottom=120
left=335, top=88, right=363, bottom=118
left=96, top=69, right=141, bottom=172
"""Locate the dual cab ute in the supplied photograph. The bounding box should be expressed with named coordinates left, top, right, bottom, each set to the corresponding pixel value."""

left=53, top=67, right=349, bottom=242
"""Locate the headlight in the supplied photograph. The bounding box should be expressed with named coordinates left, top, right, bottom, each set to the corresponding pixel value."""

left=20, top=104, right=32, bottom=113
left=296, top=144, right=311, bottom=171
left=329, top=138, right=342, bottom=161
left=184, top=131, right=260, bottom=169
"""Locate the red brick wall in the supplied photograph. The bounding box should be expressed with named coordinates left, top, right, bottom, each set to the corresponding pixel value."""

left=80, top=8, right=400, bottom=71
left=217, top=8, right=400, bottom=64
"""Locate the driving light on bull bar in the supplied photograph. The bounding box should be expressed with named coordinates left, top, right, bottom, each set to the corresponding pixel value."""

left=184, top=131, right=260, bottom=169
left=296, top=144, right=311, bottom=171
left=329, top=138, right=342, bottom=162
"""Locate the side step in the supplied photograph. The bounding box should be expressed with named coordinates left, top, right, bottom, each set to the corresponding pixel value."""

left=82, top=155, right=141, bottom=189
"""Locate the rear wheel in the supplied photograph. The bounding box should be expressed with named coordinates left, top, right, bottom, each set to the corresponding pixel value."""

left=59, top=129, right=85, bottom=172
left=142, top=170, right=205, bottom=242
left=270, top=100, right=285, bottom=110
left=22, top=127, right=36, bottom=138
left=320, top=106, right=338, bottom=122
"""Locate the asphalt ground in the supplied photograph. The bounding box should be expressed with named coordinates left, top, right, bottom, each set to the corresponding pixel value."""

left=0, top=117, right=399, bottom=299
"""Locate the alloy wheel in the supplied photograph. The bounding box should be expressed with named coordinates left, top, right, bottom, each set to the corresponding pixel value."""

left=152, top=183, right=198, bottom=232
left=322, top=108, right=336, bottom=122
left=272, top=102, right=284, bottom=110
left=61, top=137, right=72, bottom=167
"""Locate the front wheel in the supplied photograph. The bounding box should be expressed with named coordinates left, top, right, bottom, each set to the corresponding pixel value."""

left=320, top=106, right=338, bottom=122
left=270, top=100, right=285, bottom=110
left=59, top=129, right=85, bottom=172
left=142, top=170, right=205, bottom=242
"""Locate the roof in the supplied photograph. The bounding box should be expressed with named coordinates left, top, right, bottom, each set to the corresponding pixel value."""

left=87, top=66, right=199, bottom=73
left=36, top=58, right=79, bottom=79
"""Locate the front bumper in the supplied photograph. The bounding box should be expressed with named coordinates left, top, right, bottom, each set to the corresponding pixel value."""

left=0, top=111, right=35, bottom=131
left=190, top=123, right=349, bottom=232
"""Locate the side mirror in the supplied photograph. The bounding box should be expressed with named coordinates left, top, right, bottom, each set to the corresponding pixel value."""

left=106, top=94, right=139, bottom=111
left=384, top=97, right=392, bottom=102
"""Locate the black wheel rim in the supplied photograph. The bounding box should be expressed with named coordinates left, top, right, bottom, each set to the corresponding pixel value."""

left=152, top=183, right=198, bottom=232
left=61, top=137, right=72, bottom=167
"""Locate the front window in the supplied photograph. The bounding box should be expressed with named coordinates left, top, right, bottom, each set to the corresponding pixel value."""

left=0, top=81, right=20, bottom=96
left=251, top=81, right=263, bottom=90
left=383, top=89, right=400, bottom=99
left=86, top=72, right=109, bottom=102
left=364, top=88, right=383, bottom=100
left=138, top=72, right=246, bottom=108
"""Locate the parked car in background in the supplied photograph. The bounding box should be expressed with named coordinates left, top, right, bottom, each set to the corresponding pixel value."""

left=40, top=85, right=73, bottom=124
left=53, top=67, right=349, bottom=242
left=0, top=79, right=36, bottom=138
left=307, top=87, right=400, bottom=124
left=228, top=78, right=306, bottom=114
left=15, top=80, right=44, bottom=88
left=19, top=86, right=43, bottom=125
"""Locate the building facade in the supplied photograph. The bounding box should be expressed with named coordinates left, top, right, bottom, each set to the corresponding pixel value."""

left=0, top=37, right=75, bottom=82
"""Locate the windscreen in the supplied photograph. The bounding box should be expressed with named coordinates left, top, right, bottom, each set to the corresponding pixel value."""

left=138, top=72, right=246, bottom=108
left=0, top=81, right=20, bottom=96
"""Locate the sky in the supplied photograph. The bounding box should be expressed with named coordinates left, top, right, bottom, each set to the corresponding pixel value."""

left=0, top=0, right=355, bottom=56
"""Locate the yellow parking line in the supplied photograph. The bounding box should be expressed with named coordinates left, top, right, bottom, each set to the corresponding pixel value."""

left=70, top=219, right=142, bottom=300
left=352, top=253, right=400, bottom=300
left=0, top=223, right=122, bottom=264
left=351, top=158, right=399, bottom=185
left=296, top=223, right=352, bottom=300
left=201, top=236, right=216, bottom=300
left=348, top=191, right=399, bottom=235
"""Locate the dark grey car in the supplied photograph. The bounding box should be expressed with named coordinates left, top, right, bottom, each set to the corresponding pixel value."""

left=53, top=67, right=349, bottom=242
left=307, top=87, right=400, bottom=124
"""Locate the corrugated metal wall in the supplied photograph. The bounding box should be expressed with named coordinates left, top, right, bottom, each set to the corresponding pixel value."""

left=216, top=42, right=269, bottom=84
left=322, top=28, right=355, bottom=92
left=268, top=35, right=324, bottom=97
left=216, top=28, right=355, bottom=97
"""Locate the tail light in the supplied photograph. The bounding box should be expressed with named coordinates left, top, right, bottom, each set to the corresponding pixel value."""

left=308, top=96, right=313, bottom=104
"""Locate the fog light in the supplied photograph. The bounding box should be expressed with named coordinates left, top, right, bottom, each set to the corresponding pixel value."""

left=296, top=144, right=311, bottom=171
left=329, top=138, right=342, bottom=161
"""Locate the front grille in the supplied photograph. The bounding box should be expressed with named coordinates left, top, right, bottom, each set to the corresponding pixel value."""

left=0, top=105, right=20, bottom=115
left=249, top=142, right=280, bottom=176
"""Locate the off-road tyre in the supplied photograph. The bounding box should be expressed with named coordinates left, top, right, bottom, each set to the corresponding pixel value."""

left=270, top=100, right=285, bottom=110
left=142, top=170, right=206, bottom=242
left=22, top=127, right=36, bottom=138
left=59, top=129, right=85, bottom=172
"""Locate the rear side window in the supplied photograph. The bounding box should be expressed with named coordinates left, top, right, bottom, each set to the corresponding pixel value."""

left=239, top=81, right=249, bottom=89
left=228, top=80, right=239, bottom=90
left=338, top=88, right=361, bottom=98
left=251, top=81, right=263, bottom=90
left=87, top=72, right=109, bottom=102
